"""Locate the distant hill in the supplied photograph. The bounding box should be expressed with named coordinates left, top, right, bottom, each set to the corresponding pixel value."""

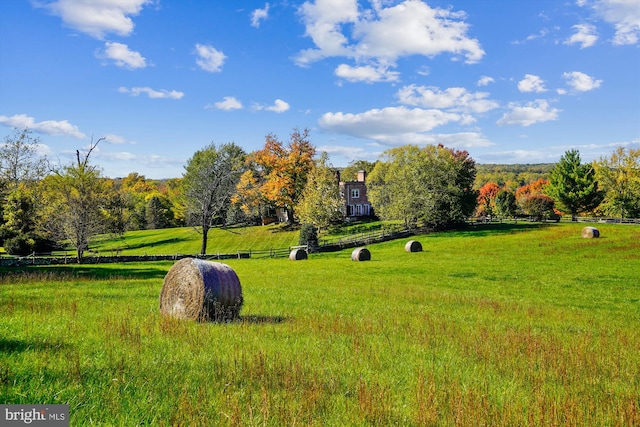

left=475, top=163, right=554, bottom=188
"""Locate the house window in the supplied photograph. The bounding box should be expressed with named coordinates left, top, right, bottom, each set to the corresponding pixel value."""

left=355, top=205, right=362, bottom=215
left=351, top=189, right=360, bottom=198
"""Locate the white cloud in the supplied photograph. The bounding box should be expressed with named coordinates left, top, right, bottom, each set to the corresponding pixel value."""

left=295, top=0, right=484, bottom=73
left=318, top=106, right=465, bottom=141
left=396, top=85, right=499, bottom=114
left=497, top=100, right=561, bottom=127
left=518, top=74, right=547, bottom=93
left=583, top=0, right=640, bottom=45
left=319, top=145, right=381, bottom=163
left=295, top=0, right=359, bottom=66
left=104, top=134, right=136, bottom=144
left=194, top=44, right=226, bottom=72
left=479, top=149, right=558, bottom=163
left=562, top=71, right=603, bottom=92
left=334, top=63, right=399, bottom=83
left=564, top=24, right=598, bottom=48
left=39, top=0, right=152, bottom=39
left=99, top=42, right=147, bottom=69
left=251, top=3, right=270, bottom=28
left=208, top=96, right=243, bottom=111
left=261, top=99, right=290, bottom=113
left=477, top=76, right=495, bottom=86
left=0, top=114, right=85, bottom=138
left=118, top=87, right=184, bottom=99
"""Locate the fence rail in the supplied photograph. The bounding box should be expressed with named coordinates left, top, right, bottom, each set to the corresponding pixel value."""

left=2, top=216, right=638, bottom=266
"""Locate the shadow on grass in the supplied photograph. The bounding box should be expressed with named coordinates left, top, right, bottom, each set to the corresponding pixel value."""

left=449, top=222, right=554, bottom=237
left=204, top=315, right=289, bottom=325
left=0, top=264, right=170, bottom=281
left=239, top=315, right=288, bottom=324
left=0, top=338, right=69, bottom=354
left=106, top=236, right=193, bottom=252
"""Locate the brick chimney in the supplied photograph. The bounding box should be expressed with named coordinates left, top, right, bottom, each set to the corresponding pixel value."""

left=357, top=170, right=366, bottom=182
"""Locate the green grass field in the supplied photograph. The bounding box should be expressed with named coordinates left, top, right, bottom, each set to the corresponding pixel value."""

left=1, top=222, right=638, bottom=426
left=83, top=223, right=301, bottom=256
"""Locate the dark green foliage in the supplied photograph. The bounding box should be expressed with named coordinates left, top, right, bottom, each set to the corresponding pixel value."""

left=299, top=223, right=318, bottom=247
left=145, top=194, right=175, bottom=230
left=3, top=234, right=34, bottom=256
left=546, top=150, right=604, bottom=220
left=495, top=190, right=517, bottom=218
left=522, top=194, right=557, bottom=221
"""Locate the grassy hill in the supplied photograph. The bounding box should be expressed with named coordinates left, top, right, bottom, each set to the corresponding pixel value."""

left=85, top=224, right=301, bottom=256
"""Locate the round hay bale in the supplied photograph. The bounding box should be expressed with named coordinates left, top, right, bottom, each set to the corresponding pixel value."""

left=351, top=247, right=371, bottom=262
left=405, top=240, right=422, bottom=252
left=159, top=258, right=243, bottom=321
left=289, top=248, right=308, bottom=260
left=581, top=226, right=600, bottom=238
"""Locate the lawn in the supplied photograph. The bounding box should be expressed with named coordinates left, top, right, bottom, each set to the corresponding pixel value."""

left=0, top=222, right=638, bottom=426
left=80, top=223, right=301, bottom=256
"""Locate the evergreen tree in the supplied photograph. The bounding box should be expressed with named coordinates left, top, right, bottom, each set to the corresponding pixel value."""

left=546, top=150, right=604, bottom=221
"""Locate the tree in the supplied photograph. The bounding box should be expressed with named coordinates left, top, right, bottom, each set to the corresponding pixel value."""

left=367, top=144, right=477, bottom=229
left=546, top=149, right=604, bottom=220
left=476, top=182, right=501, bottom=217
left=0, top=186, right=38, bottom=255
left=0, top=128, right=49, bottom=189
left=233, top=164, right=271, bottom=223
left=0, top=128, right=50, bottom=247
left=595, top=147, right=640, bottom=218
left=341, top=160, right=377, bottom=182
left=182, top=142, right=246, bottom=255
left=367, top=145, right=424, bottom=228
left=145, top=193, right=175, bottom=229
left=522, top=194, right=556, bottom=221
left=495, top=189, right=517, bottom=219
left=297, top=152, right=343, bottom=232
left=245, top=129, right=315, bottom=223
left=515, top=178, right=548, bottom=213
left=42, top=137, right=108, bottom=262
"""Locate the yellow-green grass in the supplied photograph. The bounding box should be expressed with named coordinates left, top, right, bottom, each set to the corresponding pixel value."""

left=77, top=224, right=301, bottom=256
left=1, top=223, right=638, bottom=426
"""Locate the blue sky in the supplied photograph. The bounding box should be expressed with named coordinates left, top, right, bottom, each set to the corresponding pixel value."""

left=1, top=0, right=638, bottom=179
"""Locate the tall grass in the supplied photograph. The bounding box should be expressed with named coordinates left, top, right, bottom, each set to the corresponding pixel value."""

left=1, top=223, right=638, bottom=426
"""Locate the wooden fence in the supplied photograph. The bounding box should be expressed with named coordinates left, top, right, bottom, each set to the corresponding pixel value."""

left=2, top=216, right=637, bottom=266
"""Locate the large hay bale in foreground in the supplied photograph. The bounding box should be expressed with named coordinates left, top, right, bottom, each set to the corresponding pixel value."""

left=405, top=240, right=423, bottom=252
left=351, top=247, right=371, bottom=262
left=159, top=258, right=243, bottom=321
left=289, top=248, right=308, bottom=260
left=581, top=226, right=600, bottom=238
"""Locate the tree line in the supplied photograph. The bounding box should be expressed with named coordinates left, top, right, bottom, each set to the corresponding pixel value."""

left=1, top=127, right=639, bottom=261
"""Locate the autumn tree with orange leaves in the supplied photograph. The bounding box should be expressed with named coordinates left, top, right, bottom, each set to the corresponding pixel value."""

left=476, top=182, right=501, bottom=217
left=236, top=129, right=315, bottom=224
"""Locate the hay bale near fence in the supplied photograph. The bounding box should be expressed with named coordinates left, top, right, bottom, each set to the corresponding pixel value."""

left=289, top=248, right=308, bottom=260
left=581, top=226, right=600, bottom=238
left=159, top=258, right=243, bottom=321
left=405, top=240, right=422, bottom=252
left=351, top=247, right=371, bottom=262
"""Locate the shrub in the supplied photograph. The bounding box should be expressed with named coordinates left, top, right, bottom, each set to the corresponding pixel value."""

left=299, top=224, right=318, bottom=248
left=522, top=194, right=556, bottom=221
left=4, top=235, right=35, bottom=256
